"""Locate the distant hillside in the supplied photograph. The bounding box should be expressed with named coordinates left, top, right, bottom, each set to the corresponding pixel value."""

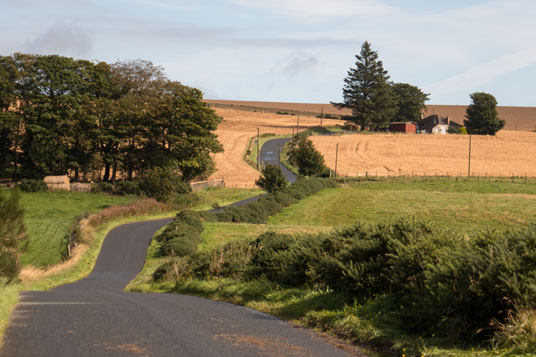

left=204, top=99, right=536, bottom=132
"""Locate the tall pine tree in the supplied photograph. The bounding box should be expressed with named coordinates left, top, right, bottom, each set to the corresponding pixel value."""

left=333, top=42, right=396, bottom=130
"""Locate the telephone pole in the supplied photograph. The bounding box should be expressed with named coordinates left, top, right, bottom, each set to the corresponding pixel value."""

left=467, top=133, right=472, bottom=179
left=334, top=143, right=339, bottom=180
left=257, top=128, right=260, bottom=170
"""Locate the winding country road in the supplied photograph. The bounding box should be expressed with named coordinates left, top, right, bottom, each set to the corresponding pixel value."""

left=259, top=138, right=297, bottom=183
left=1, top=216, right=351, bottom=356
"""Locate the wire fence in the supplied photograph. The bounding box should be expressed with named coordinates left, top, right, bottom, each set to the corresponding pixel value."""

left=190, top=178, right=226, bottom=192
left=333, top=172, right=536, bottom=185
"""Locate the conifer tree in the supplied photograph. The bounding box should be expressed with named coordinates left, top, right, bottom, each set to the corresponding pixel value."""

left=333, top=42, right=396, bottom=130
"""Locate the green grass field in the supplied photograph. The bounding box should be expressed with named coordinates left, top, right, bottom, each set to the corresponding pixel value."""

left=19, top=191, right=136, bottom=267
left=268, top=180, right=536, bottom=233
left=127, top=179, right=536, bottom=356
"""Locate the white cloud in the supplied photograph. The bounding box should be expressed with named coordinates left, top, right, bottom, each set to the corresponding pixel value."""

left=424, top=48, right=536, bottom=98
left=230, top=0, right=391, bottom=19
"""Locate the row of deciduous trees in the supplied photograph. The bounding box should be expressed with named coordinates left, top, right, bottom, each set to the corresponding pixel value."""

left=0, top=54, right=223, bottom=182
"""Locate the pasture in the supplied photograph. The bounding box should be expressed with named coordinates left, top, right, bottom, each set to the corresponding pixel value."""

left=268, top=180, right=536, bottom=233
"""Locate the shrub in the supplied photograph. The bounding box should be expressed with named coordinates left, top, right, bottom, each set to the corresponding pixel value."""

left=255, top=164, right=288, bottom=194
left=420, top=226, right=536, bottom=342
left=161, top=236, right=200, bottom=257
left=174, top=210, right=204, bottom=233
left=91, top=181, right=114, bottom=194
left=0, top=189, right=26, bottom=282
left=139, top=167, right=191, bottom=202
left=115, top=180, right=141, bottom=195
left=18, top=179, right=47, bottom=192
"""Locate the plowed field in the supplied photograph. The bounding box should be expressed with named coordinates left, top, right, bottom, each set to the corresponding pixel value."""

left=208, top=108, right=340, bottom=187
left=205, top=100, right=536, bottom=132
left=310, top=130, right=536, bottom=177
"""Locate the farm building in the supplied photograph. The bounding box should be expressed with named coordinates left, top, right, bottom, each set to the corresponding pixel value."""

left=389, top=121, right=417, bottom=133
left=419, top=115, right=462, bottom=134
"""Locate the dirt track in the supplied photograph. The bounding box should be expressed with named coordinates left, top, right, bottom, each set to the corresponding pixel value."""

left=310, top=130, right=536, bottom=177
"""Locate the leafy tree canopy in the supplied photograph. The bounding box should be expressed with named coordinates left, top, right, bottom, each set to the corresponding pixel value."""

left=288, top=137, right=326, bottom=177
left=464, top=92, right=505, bottom=135
left=391, top=82, right=429, bottom=123
left=0, top=54, right=223, bottom=182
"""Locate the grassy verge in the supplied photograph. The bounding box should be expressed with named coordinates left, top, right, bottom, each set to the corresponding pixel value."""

left=268, top=180, right=536, bottom=233
left=20, top=191, right=136, bottom=267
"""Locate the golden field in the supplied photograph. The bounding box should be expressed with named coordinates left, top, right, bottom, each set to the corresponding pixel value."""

left=205, top=100, right=536, bottom=132
left=208, top=108, right=340, bottom=187
left=310, top=130, right=536, bottom=177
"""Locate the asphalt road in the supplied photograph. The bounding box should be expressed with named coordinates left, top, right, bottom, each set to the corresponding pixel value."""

left=1, top=216, right=352, bottom=356
left=259, top=138, right=297, bottom=183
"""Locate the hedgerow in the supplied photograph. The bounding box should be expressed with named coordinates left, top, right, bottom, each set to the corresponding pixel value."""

left=155, top=217, right=536, bottom=348
left=156, top=178, right=338, bottom=259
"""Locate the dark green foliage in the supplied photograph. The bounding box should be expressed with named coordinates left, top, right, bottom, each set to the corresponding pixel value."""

left=18, top=179, right=47, bottom=192
left=161, top=235, right=200, bottom=257
left=255, top=164, right=288, bottom=194
left=157, top=215, right=536, bottom=346
left=464, top=92, right=505, bottom=135
left=157, top=210, right=205, bottom=257
left=0, top=189, right=26, bottom=281
left=287, top=138, right=326, bottom=177
left=332, top=41, right=397, bottom=130
left=204, top=178, right=337, bottom=224
left=0, top=54, right=222, bottom=182
left=391, top=82, right=429, bottom=123
left=174, top=210, right=204, bottom=233
left=91, top=182, right=114, bottom=194
left=115, top=180, right=141, bottom=195
left=139, top=167, right=191, bottom=202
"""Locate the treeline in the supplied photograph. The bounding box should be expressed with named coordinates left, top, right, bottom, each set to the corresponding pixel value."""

left=0, top=54, right=223, bottom=182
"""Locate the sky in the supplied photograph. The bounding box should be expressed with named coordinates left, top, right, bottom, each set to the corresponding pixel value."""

left=1, top=0, right=535, bottom=106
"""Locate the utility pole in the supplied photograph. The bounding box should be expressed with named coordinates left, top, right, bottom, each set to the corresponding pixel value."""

left=467, top=133, right=472, bottom=179
left=320, top=106, right=323, bottom=127
left=334, top=143, right=339, bottom=180
left=257, top=127, right=260, bottom=170
left=297, top=115, right=300, bottom=136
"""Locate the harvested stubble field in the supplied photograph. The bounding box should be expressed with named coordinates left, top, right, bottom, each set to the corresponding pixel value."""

left=208, top=108, right=340, bottom=187
left=206, top=100, right=536, bottom=131
left=310, top=130, right=536, bottom=177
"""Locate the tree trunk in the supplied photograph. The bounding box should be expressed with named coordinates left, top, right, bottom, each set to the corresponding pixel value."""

left=103, top=163, right=110, bottom=182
